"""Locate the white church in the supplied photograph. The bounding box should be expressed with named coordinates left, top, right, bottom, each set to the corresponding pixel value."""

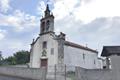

left=29, top=5, right=102, bottom=69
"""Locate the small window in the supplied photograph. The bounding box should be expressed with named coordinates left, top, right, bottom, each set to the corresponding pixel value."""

left=43, top=41, right=47, bottom=49
left=83, top=53, right=85, bottom=59
left=51, top=48, right=54, bottom=55
left=103, top=66, right=106, bottom=69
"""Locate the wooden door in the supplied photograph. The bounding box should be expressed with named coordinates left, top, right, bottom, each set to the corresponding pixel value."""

left=41, top=59, right=48, bottom=67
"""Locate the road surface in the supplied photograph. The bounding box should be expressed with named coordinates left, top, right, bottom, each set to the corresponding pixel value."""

left=0, top=74, right=32, bottom=80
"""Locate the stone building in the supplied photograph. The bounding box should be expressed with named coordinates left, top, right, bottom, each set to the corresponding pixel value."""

left=101, top=46, right=120, bottom=69
left=29, top=5, right=101, bottom=69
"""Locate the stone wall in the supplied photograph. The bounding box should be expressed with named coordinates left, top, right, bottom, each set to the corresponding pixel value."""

left=0, top=66, right=46, bottom=80
left=75, top=67, right=114, bottom=80
left=110, top=55, right=120, bottom=80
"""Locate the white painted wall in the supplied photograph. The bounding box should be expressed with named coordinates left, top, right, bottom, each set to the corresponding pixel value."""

left=64, top=45, right=100, bottom=69
left=30, top=33, right=58, bottom=68
left=97, top=59, right=103, bottom=69
left=30, top=37, right=41, bottom=68
left=30, top=33, right=102, bottom=69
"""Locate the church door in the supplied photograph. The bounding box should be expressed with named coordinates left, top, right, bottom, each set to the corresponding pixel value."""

left=41, top=59, right=48, bottom=67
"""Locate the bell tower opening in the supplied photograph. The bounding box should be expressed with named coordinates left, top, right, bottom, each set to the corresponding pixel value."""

left=40, top=4, right=54, bottom=35
left=41, top=21, right=45, bottom=33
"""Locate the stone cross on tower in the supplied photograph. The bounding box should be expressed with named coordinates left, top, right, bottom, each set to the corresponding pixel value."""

left=40, top=4, right=54, bottom=35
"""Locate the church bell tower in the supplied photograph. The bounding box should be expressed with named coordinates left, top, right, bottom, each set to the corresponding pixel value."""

left=40, top=4, right=54, bottom=35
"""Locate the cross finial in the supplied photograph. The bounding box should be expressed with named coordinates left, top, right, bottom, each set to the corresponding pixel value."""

left=45, top=4, right=50, bottom=17
left=46, top=4, right=50, bottom=11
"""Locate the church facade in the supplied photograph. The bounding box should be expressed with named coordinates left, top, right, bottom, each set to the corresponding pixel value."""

left=29, top=5, right=102, bottom=69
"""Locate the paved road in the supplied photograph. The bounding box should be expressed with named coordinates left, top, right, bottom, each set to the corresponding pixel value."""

left=0, top=74, right=31, bottom=80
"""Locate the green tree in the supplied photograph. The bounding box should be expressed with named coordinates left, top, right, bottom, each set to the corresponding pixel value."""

left=0, top=52, right=3, bottom=60
left=1, top=50, right=30, bottom=65
left=4, top=56, right=16, bottom=65
left=13, top=50, right=30, bottom=64
left=0, top=52, right=4, bottom=65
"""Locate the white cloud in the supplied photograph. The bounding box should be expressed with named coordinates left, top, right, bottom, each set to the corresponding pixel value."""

left=52, top=0, right=79, bottom=20
left=0, top=10, right=39, bottom=32
left=8, top=41, right=29, bottom=50
left=11, top=10, right=39, bottom=31
left=1, top=0, right=120, bottom=57
left=75, top=17, right=120, bottom=53
left=37, top=1, right=46, bottom=16
left=74, top=0, right=120, bottom=23
left=0, top=29, right=6, bottom=40
left=52, top=0, right=120, bottom=51
left=0, top=0, right=11, bottom=13
left=0, top=40, right=30, bottom=57
left=52, top=0, right=120, bottom=23
left=81, top=0, right=94, bottom=4
left=0, top=33, right=4, bottom=40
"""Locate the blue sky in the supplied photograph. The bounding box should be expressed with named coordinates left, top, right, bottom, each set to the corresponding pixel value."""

left=0, top=0, right=120, bottom=57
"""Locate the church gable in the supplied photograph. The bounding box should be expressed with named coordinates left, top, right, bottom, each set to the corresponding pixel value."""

left=30, top=33, right=59, bottom=67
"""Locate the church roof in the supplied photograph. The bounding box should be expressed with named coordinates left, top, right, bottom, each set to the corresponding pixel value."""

left=64, top=41, right=98, bottom=53
left=101, top=46, right=120, bottom=57
left=31, top=33, right=98, bottom=53
left=31, top=37, right=40, bottom=45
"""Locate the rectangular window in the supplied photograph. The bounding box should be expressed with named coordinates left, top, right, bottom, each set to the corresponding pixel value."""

left=51, top=48, right=54, bottom=55
left=94, top=60, right=96, bottom=64
left=43, top=41, right=47, bottom=48
left=83, top=53, right=85, bottom=60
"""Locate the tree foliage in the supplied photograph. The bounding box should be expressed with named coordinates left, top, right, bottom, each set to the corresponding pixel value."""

left=0, top=53, right=4, bottom=65
left=4, top=56, right=16, bottom=65
left=1, top=50, right=30, bottom=65
left=14, top=50, right=30, bottom=64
